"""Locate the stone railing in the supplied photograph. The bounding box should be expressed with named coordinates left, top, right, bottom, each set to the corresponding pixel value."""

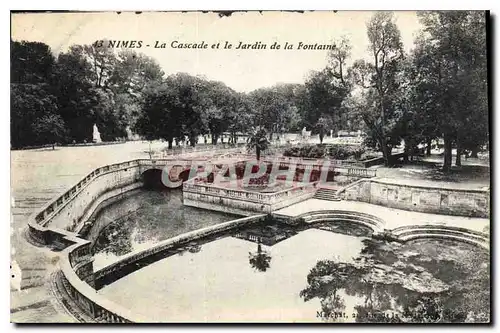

left=183, top=179, right=319, bottom=204
left=152, top=145, right=245, bottom=159
left=29, top=159, right=142, bottom=238
left=236, top=157, right=376, bottom=178
left=272, top=209, right=488, bottom=250
left=183, top=179, right=319, bottom=215
left=390, top=224, right=489, bottom=249
left=346, top=167, right=377, bottom=178
left=264, top=156, right=357, bottom=166
left=59, top=240, right=150, bottom=323
left=93, top=215, right=266, bottom=290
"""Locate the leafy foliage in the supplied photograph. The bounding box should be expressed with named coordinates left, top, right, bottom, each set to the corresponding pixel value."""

left=283, top=144, right=365, bottom=160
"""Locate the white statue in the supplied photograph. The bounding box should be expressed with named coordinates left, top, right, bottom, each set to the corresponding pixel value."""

left=92, top=124, right=102, bottom=143
left=125, top=126, right=134, bottom=141
left=301, top=126, right=311, bottom=142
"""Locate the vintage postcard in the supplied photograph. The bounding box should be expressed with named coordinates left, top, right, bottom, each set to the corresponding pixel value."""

left=10, top=11, right=490, bottom=323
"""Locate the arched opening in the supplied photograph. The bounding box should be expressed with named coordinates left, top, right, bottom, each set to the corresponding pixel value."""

left=178, top=169, right=191, bottom=182
left=141, top=169, right=167, bottom=189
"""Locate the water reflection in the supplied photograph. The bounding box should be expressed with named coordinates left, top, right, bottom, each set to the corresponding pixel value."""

left=300, top=238, right=490, bottom=323
left=96, top=214, right=489, bottom=323
left=248, top=243, right=272, bottom=272
left=90, top=188, right=238, bottom=269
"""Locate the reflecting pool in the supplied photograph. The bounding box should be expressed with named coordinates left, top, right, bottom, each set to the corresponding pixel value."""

left=97, top=218, right=490, bottom=323
left=89, top=189, right=239, bottom=270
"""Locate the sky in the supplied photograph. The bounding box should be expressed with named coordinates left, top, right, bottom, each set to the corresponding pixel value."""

left=11, top=11, right=422, bottom=92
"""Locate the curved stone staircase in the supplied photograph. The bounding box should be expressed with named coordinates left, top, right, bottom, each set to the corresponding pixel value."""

left=274, top=209, right=489, bottom=250
left=297, top=210, right=386, bottom=233
left=391, top=224, right=489, bottom=249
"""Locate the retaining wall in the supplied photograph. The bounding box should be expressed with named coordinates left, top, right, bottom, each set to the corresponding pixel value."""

left=339, top=178, right=490, bottom=218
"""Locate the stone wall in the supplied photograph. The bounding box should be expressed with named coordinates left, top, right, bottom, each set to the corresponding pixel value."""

left=340, top=178, right=490, bottom=218
left=182, top=181, right=318, bottom=215
left=48, top=167, right=141, bottom=231
left=93, top=215, right=266, bottom=287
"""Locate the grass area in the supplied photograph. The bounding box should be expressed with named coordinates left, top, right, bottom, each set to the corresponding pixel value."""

left=374, top=155, right=490, bottom=189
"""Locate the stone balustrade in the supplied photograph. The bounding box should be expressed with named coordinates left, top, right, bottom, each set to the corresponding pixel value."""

left=93, top=215, right=266, bottom=289
left=183, top=180, right=319, bottom=215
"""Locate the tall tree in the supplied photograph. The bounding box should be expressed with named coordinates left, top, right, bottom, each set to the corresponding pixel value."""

left=81, top=41, right=118, bottom=89
left=351, top=12, right=405, bottom=166
left=11, top=40, right=55, bottom=84
left=10, top=41, right=67, bottom=148
left=54, top=47, right=98, bottom=142
left=134, top=81, right=182, bottom=149
left=414, top=11, right=488, bottom=170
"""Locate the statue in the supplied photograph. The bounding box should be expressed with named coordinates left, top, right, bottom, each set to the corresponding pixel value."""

left=125, top=126, right=134, bottom=141
left=92, top=124, right=102, bottom=143
left=301, top=127, right=311, bottom=141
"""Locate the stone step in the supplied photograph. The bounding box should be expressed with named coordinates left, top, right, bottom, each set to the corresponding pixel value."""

left=316, top=188, right=338, bottom=194
left=313, top=196, right=341, bottom=201
left=313, top=192, right=342, bottom=201
left=400, top=233, right=488, bottom=249
left=396, top=228, right=488, bottom=243
left=314, top=192, right=340, bottom=197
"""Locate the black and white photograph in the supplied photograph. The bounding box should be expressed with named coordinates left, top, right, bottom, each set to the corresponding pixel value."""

left=10, top=10, right=490, bottom=323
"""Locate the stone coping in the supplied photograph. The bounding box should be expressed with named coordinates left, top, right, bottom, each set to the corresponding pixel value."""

left=93, top=215, right=266, bottom=280
left=372, top=177, right=490, bottom=193
left=274, top=199, right=490, bottom=235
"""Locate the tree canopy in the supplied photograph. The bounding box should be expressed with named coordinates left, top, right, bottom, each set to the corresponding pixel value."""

left=11, top=11, right=489, bottom=171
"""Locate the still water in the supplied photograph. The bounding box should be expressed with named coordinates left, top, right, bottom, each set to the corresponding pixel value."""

left=89, top=189, right=238, bottom=270
left=94, top=200, right=490, bottom=323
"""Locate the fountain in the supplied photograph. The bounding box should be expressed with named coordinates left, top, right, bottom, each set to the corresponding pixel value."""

left=92, top=124, right=102, bottom=144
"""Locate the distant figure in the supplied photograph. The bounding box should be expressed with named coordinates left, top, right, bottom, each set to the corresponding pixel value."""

left=92, top=124, right=102, bottom=143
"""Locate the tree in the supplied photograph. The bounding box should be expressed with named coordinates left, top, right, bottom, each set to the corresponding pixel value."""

left=11, top=83, right=65, bottom=148
left=109, top=49, right=164, bottom=96
left=10, top=41, right=68, bottom=148
left=31, top=113, right=68, bottom=148
left=350, top=12, right=405, bottom=166
left=81, top=41, right=118, bottom=88
left=202, top=80, right=240, bottom=145
left=53, top=47, right=100, bottom=142
left=412, top=11, right=488, bottom=170
left=225, top=92, right=254, bottom=145
left=304, top=68, right=346, bottom=132
left=11, top=40, right=55, bottom=84
left=134, top=81, right=182, bottom=148
left=246, top=127, right=270, bottom=161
